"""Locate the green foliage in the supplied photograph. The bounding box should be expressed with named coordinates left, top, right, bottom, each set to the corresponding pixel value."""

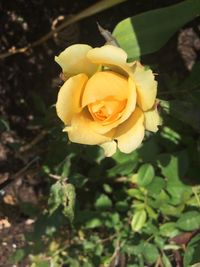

left=131, top=210, right=147, bottom=232
left=176, top=211, right=200, bottom=231
left=137, top=163, right=154, bottom=187
left=113, top=0, right=200, bottom=60
left=48, top=180, right=76, bottom=222
left=184, top=234, right=200, bottom=266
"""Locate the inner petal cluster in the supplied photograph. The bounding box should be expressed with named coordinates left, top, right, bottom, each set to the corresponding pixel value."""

left=88, top=97, right=127, bottom=124
left=82, top=70, right=129, bottom=126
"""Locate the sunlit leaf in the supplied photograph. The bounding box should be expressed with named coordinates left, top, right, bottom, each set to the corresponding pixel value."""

left=137, top=163, right=155, bottom=187
left=131, top=210, right=147, bottom=232
left=113, top=0, right=200, bottom=59
left=95, top=194, right=112, bottom=211
left=142, top=243, right=159, bottom=264
left=159, top=222, right=180, bottom=238
left=176, top=211, right=200, bottom=231
left=48, top=181, right=76, bottom=222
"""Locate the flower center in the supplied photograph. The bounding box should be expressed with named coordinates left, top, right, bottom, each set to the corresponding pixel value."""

left=88, top=97, right=127, bottom=124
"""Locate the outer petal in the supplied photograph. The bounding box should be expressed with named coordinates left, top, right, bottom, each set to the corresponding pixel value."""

left=56, top=74, right=88, bottom=124
left=88, top=76, right=136, bottom=134
left=100, top=141, right=117, bottom=157
left=133, top=63, right=157, bottom=111
left=87, top=45, right=133, bottom=75
left=64, top=110, right=114, bottom=145
left=55, top=44, right=98, bottom=79
left=115, top=108, right=145, bottom=153
left=144, top=105, right=162, bottom=132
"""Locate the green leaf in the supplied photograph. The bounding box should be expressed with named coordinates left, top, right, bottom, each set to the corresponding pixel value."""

left=131, top=210, right=147, bottom=232
left=146, top=205, right=157, bottom=219
left=150, top=190, right=170, bottom=208
left=115, top=200, right=129, bottom=212
left=107, top=161, right=137, bottom=176
left=158, top=151, right=189, bottom=180
left=69, top=173, right=88, bottom=188
left=138, top=137, right=160, bottom=163
left=95, top=194, right=112, bottom=211
left=161, top=126, right=181, bottom=145
left=48, top=182, right=63, bottom=214
left=48, top=182, right=76, bottom=222
left=176, top=211, right=200, bottom=231
left=160, top=204, right=185, bottom=217
left=62, top=183, right=76, bottom=222
left=137, top=163, right=155, bottom=187
left=142, top=243, right=159, bottom=264
left=160, top=222, right=180, bottom=238
left=143, top=221, right=158, bottom=235
left=127, top=188, right=144, bottom=200
left=157, top=151, right=192, bottom=205
left=183, top=234, right=200, bottom=266
left=113, top=0, right=200, bottom=60
left=162, top=253, right=173, bottom=267
left=9, top=249, right=25, bottom=264
left=161, top=100, right=200, bottom=133
left=85, top=218, right=103, bottom=229
left=103, top=212, right=120, bottom=228
left=76, top=210, right=103, bottom=228
left=146, top=176, right=165, bottom=196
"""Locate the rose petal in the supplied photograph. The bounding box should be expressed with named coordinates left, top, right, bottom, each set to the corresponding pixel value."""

left=63, top=110, right=114, bottom=145
left=87, top=45, right=127, bottom=65
left=82, top=71, right=129, bottom=107
left=88, top=76, right=136, bottom=134
left=144, top=105, right=162, bottom=132
left=56, top=74, right=88, bottom=124
left=55, top=44, right=98, bottom=79
left=100, top=141, right=117, bottom=157
left=115, top=107, right=145, bottom=153
left=87, top=45, right=134, bottom=75
left=133, top=63, right=157, bottom=111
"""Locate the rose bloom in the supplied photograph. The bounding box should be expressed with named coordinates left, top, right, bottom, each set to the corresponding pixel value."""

left=55, top=44, right=161, bottom=156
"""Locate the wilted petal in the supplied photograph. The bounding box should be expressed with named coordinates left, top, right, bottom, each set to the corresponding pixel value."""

left=144, top=105, right=162, bottom=132
left=55, top=44, right=98, bottom=79
left=134, top=63, right=157, bottom=111
left=56, top=74, right=88, bottom=124
left=115, top=108, right=145, bottom=153
left=64, top=110, right=114, bottom=145
left=100, top=141, right=117, bottom=157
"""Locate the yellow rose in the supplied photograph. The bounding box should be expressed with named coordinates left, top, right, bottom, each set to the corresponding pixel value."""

left=55, top=44, right=161, bottom=156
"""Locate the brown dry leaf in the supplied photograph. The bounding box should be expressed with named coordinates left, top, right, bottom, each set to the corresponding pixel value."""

left=170, top=230, right=199, bottom=245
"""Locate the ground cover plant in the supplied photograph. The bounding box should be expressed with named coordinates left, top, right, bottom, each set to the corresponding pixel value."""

left=0, top=0, right=200, bottom=266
